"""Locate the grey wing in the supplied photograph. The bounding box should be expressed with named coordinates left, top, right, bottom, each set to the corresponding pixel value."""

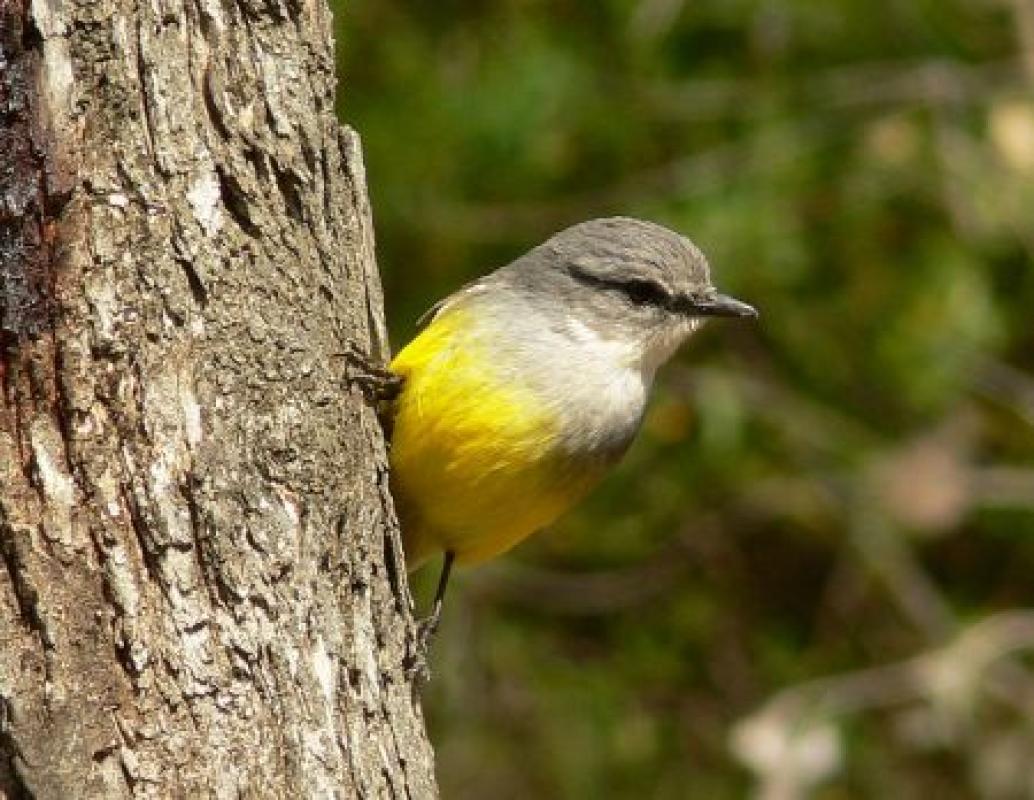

left=415, top=278, right=490, bottom=329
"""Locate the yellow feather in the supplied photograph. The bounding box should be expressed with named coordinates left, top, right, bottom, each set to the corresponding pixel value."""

left=390, top=307, right=602, bottom=568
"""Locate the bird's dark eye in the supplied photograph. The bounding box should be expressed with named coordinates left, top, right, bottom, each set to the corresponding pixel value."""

left=566, top=265, right=672, bottom=309
left=616, top=279, right=670, bottom=307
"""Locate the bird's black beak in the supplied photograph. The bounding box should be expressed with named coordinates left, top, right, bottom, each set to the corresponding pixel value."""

left=684, top=293, right=758, bottom=319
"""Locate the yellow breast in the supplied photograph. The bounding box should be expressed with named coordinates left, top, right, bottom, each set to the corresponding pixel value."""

left=389, top=307, right=602, bottom=568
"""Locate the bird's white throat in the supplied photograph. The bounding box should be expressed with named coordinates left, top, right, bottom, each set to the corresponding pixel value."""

left=563, top=315, right=703, bottom=375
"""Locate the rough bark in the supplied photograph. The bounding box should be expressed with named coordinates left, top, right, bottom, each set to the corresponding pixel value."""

left=0, top=0, right=436, bottom=795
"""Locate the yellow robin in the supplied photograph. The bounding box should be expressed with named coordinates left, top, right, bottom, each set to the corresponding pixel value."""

left=388, top=217, right=756, bottom=628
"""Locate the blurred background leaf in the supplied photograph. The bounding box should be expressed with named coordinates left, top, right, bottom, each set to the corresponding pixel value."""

left=336, top=1, right=1034, bottom=797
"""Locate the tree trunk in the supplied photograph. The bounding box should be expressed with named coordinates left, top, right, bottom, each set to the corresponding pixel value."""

left=0, top=0, right=436, bottom=795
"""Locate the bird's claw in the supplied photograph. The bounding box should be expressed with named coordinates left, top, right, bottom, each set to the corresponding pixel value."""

left=338, top=343, right=404, bottom=404
left=405, top=610, right=442, bottom=685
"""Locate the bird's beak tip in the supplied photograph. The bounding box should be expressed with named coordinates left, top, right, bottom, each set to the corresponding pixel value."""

left=697, top=293, right=758, bottom=319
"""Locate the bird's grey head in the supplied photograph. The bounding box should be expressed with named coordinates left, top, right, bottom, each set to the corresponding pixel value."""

left=493, top=217, right=756, bottom=372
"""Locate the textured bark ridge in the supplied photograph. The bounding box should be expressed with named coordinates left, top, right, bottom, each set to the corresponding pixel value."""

left=0, top=0, right=435, bottom=795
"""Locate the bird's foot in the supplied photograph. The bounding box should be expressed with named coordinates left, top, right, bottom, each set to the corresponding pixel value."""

left=404, top=552, right=453, bottom=686
left=404, top=610, right=442, bottom=685
left=338, top=342, right=404, bottom=404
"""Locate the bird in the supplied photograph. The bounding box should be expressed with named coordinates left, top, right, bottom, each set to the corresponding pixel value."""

left=387, top=217, right=756, bottom=630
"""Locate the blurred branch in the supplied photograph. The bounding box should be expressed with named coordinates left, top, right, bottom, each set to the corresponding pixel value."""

left=811, top=59, right=1016, bottom=111
left=724, top=369, right=880, bottom=456
left=849, top=502, right=956, bottom=640
left=731, top=610, right=1034, bottom=800
left=971, top=467, right=1034, bottom=508
left=974, top=358, right=1034, bottom=430
left=464, top=516, right=720, bottom=615
left=650, top=59, right=1019, bottom=121
left=629, top=0, right=686, bottom=41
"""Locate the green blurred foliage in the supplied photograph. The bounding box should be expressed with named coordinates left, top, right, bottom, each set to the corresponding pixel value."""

left=336, top=1, right=1034, bottom=797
